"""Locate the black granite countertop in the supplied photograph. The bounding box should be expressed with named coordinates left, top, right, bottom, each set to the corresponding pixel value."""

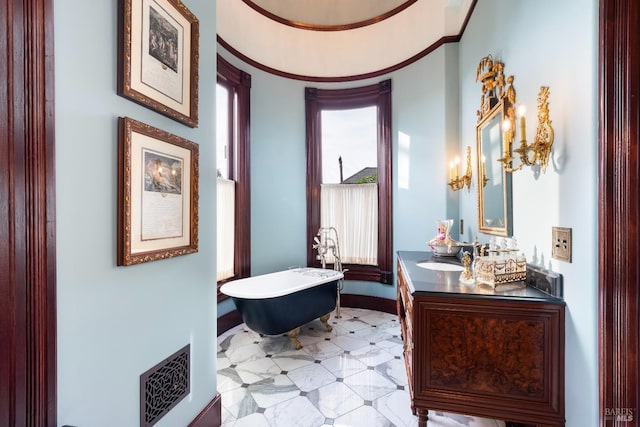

left=397, top=251, right=564, bottom=304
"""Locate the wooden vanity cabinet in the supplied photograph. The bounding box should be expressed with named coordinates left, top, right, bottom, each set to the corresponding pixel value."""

left=397, top=252, right=565, bottom=427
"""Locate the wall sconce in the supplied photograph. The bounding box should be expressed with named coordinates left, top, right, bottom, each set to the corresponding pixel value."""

left=448, top=146, right=472, bottom=192
left=499, top=86, right=554, bottom=173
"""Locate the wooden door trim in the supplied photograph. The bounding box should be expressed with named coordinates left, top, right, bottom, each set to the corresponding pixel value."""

left=598, top=0, right=640, bottom=423
left=0, top=0, right=57, bottom=424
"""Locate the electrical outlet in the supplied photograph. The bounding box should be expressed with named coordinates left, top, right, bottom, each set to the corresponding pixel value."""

left=552, top=226, right=572, bottom=262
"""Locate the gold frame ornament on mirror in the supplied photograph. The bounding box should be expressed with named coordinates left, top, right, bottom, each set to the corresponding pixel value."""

left=475, top=54, right=514, bottom=237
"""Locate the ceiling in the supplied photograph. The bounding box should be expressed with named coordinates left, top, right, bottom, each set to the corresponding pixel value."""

left=217, top=0, right=476, bottom=81
left=243, top=0, right=414, bottom=29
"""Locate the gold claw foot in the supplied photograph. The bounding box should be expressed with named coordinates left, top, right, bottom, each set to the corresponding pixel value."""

left=319, top=313, right=333, bottom=332
left=287, top=327, right=302, bottom=350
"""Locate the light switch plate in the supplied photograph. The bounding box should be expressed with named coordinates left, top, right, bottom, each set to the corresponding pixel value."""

left=552, top=226, right=572, bottom=262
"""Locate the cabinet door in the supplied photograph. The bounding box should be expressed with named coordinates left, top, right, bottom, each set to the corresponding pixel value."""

left=413, top=297, right=564, bottom=426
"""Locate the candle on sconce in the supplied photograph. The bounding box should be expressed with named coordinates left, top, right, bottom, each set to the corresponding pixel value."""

left=455, top=157, right=460, bottom=179
left=518, top=104, right=527, bottom=142
left=502, top=119, right=511, bottom=154
left=449, top=161, right=454, bottom=181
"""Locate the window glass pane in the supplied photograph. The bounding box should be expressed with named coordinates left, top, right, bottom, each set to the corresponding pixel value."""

left=216, top=82, right=233, bottom=281
left=216, top=83, right=229, bottom=180
left=217, top=178, right=235, bottom=281
left=321, top=107, right=377, bottom=184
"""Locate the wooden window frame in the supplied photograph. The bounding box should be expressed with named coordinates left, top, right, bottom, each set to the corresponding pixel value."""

left=305, top=80, right=393, bottom=284
left=216, top=56, right=251, bottom=301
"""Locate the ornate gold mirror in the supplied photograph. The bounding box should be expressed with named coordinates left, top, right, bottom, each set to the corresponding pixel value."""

left=475, top=55, right=514, bottom=236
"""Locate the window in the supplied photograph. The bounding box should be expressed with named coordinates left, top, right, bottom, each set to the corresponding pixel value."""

left=305, top=80, right=393, bottom=284
left=321, top=107, right=378, bottom=265
left=216, top=56, right=251, bottom=300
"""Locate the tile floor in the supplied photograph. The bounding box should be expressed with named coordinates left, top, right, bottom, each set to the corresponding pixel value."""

left=217, top=307, right=505, bottom=427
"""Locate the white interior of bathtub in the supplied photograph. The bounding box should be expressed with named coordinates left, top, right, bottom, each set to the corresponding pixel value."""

left=220, top=267, right=344, bottom=299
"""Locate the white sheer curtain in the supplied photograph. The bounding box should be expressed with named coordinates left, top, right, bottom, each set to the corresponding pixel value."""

left=217, top=178, right=235, bottom=281
left=320, top=183, right=378, bottom=265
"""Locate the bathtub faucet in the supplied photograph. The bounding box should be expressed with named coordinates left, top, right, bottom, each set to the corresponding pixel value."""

left=314, top=227, right=345, bottom=318
left=314, top=227, right=341, bottom=269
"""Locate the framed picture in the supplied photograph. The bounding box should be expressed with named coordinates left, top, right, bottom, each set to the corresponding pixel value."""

left=118, top=0, right=199, bottom=127
left=118, top=117, right=199, bottom=266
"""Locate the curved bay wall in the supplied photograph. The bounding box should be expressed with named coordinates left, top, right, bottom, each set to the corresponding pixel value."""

left=216, top=42, right=460, bottom=317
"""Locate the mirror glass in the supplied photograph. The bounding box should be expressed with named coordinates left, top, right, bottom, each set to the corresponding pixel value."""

left=477, top=100, right=512, bottom=236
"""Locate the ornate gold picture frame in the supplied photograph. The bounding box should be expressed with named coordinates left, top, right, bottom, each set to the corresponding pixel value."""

left=118, top=0, right=199, bottom=127
left=117, top=117, right=199, bottom=266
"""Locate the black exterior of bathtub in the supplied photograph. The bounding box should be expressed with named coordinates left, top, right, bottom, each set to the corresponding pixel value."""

left=231, top=281, right=338, bottom=335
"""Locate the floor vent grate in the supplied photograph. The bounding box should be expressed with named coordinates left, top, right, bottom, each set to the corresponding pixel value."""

left=140, top=344, right=190, bottom=427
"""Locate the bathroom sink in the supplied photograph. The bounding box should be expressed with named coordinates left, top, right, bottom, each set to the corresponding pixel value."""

left=416, top=262, right=464, bottom=272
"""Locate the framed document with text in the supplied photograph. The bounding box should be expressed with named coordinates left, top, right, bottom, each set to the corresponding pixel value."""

left=117, top=117, right=199, bottom=266
left=118, top=0, right=199, bottom=127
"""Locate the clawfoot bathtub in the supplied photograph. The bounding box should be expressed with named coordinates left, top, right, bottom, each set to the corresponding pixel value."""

left=220, top=268, right=343, bottom=349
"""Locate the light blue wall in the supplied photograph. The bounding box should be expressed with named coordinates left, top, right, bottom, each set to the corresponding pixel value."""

left=458, top=1, right=598, bottom=426
left=249, top=69, right=308, bottom=275
left=55, top=1, right=218, bottom=425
